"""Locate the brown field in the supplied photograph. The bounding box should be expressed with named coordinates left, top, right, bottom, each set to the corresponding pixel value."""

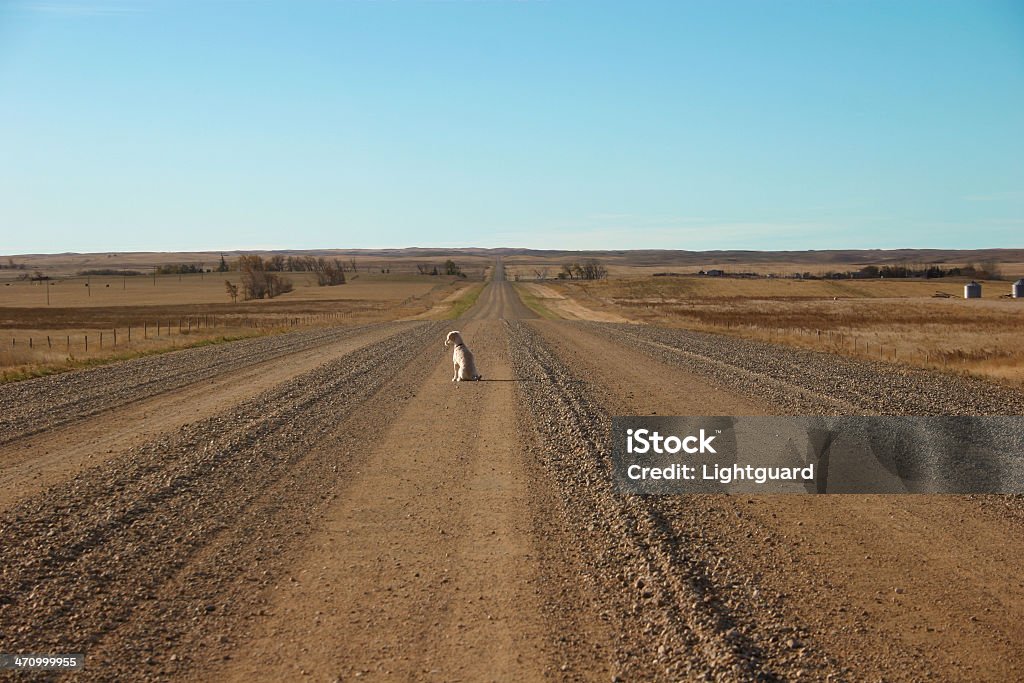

left=6, top=247, right=1024, bottom=385
left=521, top=273, right=1024, bottom=386
left=0, top=272, right=453, bottom=309
left=499, top=247, right=1024, bottom=280
left=1, top=249, right=494, bottom=279
left=0, top=265, right=482, bottom=382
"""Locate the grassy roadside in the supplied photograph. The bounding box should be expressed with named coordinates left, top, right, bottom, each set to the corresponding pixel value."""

left=447, top=283, right=486, bottom=319
left=512, top=284, right=560, bottom=319
left=0, top=332, right=268, bottom=384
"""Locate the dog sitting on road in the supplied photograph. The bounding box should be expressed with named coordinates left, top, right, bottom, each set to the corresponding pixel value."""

left=445, top=331, right=482, bottom=382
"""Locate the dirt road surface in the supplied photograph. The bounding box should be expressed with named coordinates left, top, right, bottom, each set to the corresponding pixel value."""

left=1, top=259, right=1023, bottom=681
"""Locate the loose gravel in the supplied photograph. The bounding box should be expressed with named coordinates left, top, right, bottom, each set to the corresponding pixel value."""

left=506, top=320, right=837, bottom=681
left=4, top=310, right=1021, bottom=681
left=587, top=322, right=1024, bottom=416
left=0, top=321, right=414, bottom=446
left=0, top=321, right=445, bottom=681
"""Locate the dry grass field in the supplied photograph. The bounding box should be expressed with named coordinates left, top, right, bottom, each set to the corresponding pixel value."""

left=0, top=262, right=483, bottom=382
left=7, top=247, right=1023, bottom=385
left=500, top=247, right=1024, bottom=280
left=0, top=273, right=446, bottom=309
left=525, top=273, right=1024, bottom=386
left=2, top=249, right=493, bottom=280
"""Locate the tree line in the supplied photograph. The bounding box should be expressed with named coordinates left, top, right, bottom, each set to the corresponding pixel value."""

left=416, top=260, right=467, bottom=277
left=226, top=255, right=349, bottom=301
left=558, top=260, right=608, bottom=280
left=819, top=262, right=1003, bottom=280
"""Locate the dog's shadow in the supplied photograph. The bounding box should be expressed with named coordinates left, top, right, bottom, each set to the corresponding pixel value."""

left=478, top=378, right=537, bottom=383
left=475, top=377, right=582, bottom=383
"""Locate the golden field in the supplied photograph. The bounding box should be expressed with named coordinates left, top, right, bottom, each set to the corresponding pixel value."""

left=518, top=274, right=1024, bottom=386
left=0, top=272, right=447, bottom=309
left=0, top=267, right=482, bottom=382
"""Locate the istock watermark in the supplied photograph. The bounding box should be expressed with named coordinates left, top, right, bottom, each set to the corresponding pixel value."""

left=612, top=416, right=1024, bottom=494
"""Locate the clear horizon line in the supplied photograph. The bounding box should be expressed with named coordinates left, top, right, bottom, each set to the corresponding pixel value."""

left=5, top=245, right=1024, bottom=258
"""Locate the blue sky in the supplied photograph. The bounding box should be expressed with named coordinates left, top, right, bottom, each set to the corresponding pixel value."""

left=0, top=0, right=1022, bottom=253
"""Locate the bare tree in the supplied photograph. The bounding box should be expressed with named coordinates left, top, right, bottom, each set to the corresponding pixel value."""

left=580, top=259, right=608, bottom=280
left=225, top=280, right=239, bottom=303
left=238, top=255, right=293, bottom=299
left=313, top=257, right=347, bottom=286
left=978, top=260, right=1003, bottom=280
left=560, top=260, right=606, bottom=280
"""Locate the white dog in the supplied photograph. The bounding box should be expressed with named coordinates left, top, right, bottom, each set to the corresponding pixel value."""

left=444, top=330, right=482, bottom=382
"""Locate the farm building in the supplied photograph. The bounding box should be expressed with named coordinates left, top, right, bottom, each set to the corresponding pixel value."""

left=964, top=281, right=982, bottom=299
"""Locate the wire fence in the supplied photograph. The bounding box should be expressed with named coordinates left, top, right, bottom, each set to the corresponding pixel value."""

left=5, top=312, right=346, bottom=357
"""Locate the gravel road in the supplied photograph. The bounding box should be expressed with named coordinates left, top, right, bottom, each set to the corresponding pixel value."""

left=587, top=321, right=1024, bottom=416
left=1, top=263, right=1022, bottom=681
left=0, top=322, right=414, bottom=446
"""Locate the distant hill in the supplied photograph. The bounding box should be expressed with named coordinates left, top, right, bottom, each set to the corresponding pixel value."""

left=4, top=247, right=1023, bottom=275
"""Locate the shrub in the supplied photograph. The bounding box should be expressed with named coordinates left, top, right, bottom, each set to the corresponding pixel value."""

left=237, top=255, right=294, bottom=299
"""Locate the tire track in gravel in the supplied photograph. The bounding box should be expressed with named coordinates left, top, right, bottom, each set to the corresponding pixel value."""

left=0, top=321, right=446, bottom=681
left=533, top=320, right=1024, bottom=681
left=216, top=318, right=610, bottom=682
left=0, top=322, right=410, bottom=446
left=588, top=321, right=1024, bottom=416
left=0, top=322, right=415, bottom=511
left=506, top=320, right=830, bottom=681
left=460, top=257, right=538, bottom=321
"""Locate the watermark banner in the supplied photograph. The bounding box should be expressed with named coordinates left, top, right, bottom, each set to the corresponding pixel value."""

left=612, top=416, right=1024, bottom=494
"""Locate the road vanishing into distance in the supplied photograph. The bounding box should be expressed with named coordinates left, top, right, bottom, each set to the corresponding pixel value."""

left=2, top=260, right=1023, bottom=681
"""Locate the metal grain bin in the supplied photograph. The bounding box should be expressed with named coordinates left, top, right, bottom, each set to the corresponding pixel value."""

left=1014, top=279, right=1024, bottom=298
left=964, top=281, right=982, bottom=299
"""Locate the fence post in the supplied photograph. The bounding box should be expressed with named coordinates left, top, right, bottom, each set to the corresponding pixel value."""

left=85, top=335, right=88, bottom=352
left=47, top=335, right=51, bottom=349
